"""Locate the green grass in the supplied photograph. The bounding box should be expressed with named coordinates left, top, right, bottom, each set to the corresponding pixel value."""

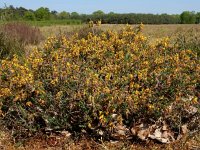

left=0, top=19, right=82, bottom=27
left=26, top=19, right=82, bottom=26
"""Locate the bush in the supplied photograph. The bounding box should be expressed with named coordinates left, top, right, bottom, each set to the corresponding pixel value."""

left=76, top=26, right=104, bottom=39
left=0, top=32, right=22, bottom=59
left=0, top=22, right=43, bottom=60
left=3, top=22, right=43, bottom=45
left=174, top=27, right=200, bottom=58
left=0, top=25, right=199, bottom=140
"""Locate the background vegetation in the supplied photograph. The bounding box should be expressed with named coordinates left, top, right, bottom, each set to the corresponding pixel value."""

left=1, top=5, right=200, bottom=25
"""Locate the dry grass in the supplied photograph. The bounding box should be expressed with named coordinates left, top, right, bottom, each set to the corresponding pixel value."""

left=39, top=24, right=200, bottom=39
left=39, top=24, right=200, bottom=51
left=0, top=130, right=199, bottom=150
left=100, top=24, right=200, bottom=38
left=138, top=24, right=200, bottom=38
left=39, top=25, right=83, bottom=38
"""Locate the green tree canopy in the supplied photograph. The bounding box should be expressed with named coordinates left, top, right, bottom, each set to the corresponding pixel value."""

left=24, top=11, right=35, bottom=21
left=58, top=11, right=70, bottom=19
left=35, top=7, right=50, bottom=21
left=180, top=11, right=196, bottom=24
left=92, top=10, right=105, bottom=17
left=70, top=12, right=79, bottom=19
left=196, top=12, right=200, bottom=24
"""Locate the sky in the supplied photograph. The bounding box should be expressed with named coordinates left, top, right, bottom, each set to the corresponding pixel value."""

left=0, top=0, right=200, bottom=14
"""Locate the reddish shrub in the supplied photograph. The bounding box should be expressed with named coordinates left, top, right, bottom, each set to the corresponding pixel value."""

left=3, top=22, right=43, bottom=45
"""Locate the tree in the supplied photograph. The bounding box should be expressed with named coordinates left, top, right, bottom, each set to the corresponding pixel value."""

left=1, top=4, right=14, bottom=21
left=35, top=7, right=50, bottom=21
left=92, top=10, right=104, bottom=19
left=50, top=10, right=58, bottom=19
left=16, top=7, right=27, bottom=18
left=70, top=12, right=79, bottom=19
left=180, top=11, right=196, bottom=24
left=92, top=10, right=105, bottom=16
left=58, top=11, right=70, bottom=20
left=196, top=12, right=200, bottom=24
left=108, top=12, right=115, bottom=15
left=24, top=11, right=35, bottom=21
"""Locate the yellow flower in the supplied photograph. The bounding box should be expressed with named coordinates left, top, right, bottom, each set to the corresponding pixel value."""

left=51, top=78, right=58, bottom=85
left=105, top=73, right=111, bottom=81
left=99, top=114, right=104, bottom=121
left=26, top=101, right=33, bottom=107
left=129, top=74, right=133, bottom=80
left=130, top=82, right=134, bottom=88
left=148, top=104, right=154, bottom=110
left=55, top=91, right=63, bottom=100
left=88, top=123, right=92, bottom=129
left=103, top=87, right=110, bottom=94
left=38, top=99, right=45, bottom=105
left=0, top=88, right=11, bottom=98
left=192, top=97, right=198, bottom=104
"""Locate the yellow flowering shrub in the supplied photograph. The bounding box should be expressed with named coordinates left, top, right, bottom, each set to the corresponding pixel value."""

left=0, top=25, right=199, bottom=139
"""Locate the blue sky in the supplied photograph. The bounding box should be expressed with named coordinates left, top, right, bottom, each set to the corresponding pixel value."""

left=0, top=0, right=200, bottom=14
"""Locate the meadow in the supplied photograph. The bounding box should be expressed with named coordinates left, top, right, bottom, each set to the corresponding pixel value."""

left=0, top=22, right=199, bottom=150
left=39, top=24, right=200, bottom=38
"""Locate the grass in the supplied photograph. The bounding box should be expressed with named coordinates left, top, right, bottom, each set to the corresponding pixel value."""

left=2, top=22, right=198, bottom=39
left=39, top=24, right=84, bottom=37
left=38, top=24, right=200, bottom=41
left=0, top=19, right=82, bottom=27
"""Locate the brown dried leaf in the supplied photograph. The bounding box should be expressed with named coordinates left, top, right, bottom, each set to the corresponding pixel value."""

left=181, top=124, right=188, bottom=134
left=137, top=129, right=150, bottom=141
left=61, top=131, right=71, bottom=137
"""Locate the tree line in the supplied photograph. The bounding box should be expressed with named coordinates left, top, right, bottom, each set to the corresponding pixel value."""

left=0, top=5, right=200, bottom=24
